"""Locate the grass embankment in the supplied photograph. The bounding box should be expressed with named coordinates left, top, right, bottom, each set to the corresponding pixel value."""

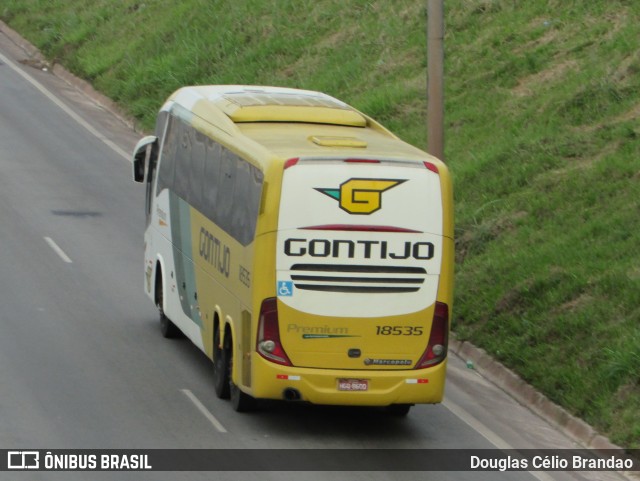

left=2, top=0, right=638, bottom=448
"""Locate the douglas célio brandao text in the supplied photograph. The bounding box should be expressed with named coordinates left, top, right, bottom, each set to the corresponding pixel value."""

left=470, top=454, right=634, bottom=471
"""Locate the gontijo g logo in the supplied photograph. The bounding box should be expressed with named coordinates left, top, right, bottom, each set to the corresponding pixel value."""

left=315, top=178, right=406, bottom=215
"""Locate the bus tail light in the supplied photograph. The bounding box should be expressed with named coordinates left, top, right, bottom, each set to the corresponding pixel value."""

left=415, top=302, right=449, bottom=369
left=423, top=161, right=439, bottom=174
left=284, top=158, right=299, bottom=169
left=257, top=298, right=292, bottom=366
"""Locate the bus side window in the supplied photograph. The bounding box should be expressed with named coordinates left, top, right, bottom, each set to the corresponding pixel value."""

left=173, top=121, right=191, bottom=201
left=217, top=148, right=236, bottom=233
left=146, top=112, right=168, bottom=218
left=233, top=159, right=262, bottom=245
left=203, top=138, right=221, bottom=223
left=150, top=112, right=168, bottom=185
left=247, top=165, right=264, bottom=239
left=157, top=115, right=177, bottom=196
left=188, top=129, right=206, bottom=209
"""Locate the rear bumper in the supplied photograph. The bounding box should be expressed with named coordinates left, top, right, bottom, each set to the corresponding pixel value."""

left=250, top=356, right=447, bottom=406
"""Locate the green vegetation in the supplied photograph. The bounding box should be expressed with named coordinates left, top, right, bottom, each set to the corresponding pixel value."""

left=2, top=0, right=638, bottom=448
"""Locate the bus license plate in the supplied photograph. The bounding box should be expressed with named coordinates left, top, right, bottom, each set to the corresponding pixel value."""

left=337, top=379, right=368, bottom=391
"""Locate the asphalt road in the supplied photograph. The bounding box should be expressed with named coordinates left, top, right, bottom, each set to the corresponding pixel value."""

left=0, top=28, right=629, bottom=481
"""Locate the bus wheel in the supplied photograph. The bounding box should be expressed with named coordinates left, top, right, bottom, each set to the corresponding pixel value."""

left=386, top=404, right=412, bottom=416
left=156, top=273, right=180, bottom=338
left=227, top=339, right=256, bottom=412
left=213, top=326, right=230, bottom=399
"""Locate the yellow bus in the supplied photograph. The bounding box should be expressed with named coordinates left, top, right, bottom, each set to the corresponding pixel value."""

left=132, top=85, right=454, bottom=414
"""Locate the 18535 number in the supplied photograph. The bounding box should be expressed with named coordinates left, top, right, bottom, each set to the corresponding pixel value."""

left=375, top=326, right=424, bottom=336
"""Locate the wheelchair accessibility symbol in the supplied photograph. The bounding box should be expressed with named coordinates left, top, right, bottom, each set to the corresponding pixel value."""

left=277, top=281, right=293, bottom=297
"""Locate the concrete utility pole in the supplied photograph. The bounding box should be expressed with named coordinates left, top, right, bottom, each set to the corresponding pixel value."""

left=427, top=0, right=445, bottom=161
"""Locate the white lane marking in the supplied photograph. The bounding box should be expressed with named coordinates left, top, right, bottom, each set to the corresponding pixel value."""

left=443, top=399, right=556, bottom=481
left=44, top=236, right=73, bottom=264
left=181, top=389, right=228, bottom=434
left=0, top=50, right=130, bottom=162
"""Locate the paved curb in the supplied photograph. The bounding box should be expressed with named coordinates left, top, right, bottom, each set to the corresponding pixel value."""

left=449, top=334, right=620, bottom=450
left=51, top=63, right=140, bottom=132
left=0, top=20, right=140, bottom=134
left=450, top=335, right=639, bottom=480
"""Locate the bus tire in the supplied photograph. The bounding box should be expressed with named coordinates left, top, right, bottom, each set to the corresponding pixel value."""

left=227, top=338, right=256, bottom=412
left=156, top=270, right=180, bottom=339
left=230, top=380, right=256, bottom=413
left=386, top=404, right=412, bottom=416
left=213, top=325, right=230, bottom=399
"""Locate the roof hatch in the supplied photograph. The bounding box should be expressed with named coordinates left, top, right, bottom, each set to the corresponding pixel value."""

left=309, top=136, right=367, bottom=148
left=221, top=92, right=367, bottom=127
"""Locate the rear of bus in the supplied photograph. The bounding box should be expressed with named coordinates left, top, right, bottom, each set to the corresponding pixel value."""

left=253, top=155, right=454, bottom=408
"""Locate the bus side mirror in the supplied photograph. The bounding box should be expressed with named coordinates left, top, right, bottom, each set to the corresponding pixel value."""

left=132, top=135, right=158, bottom=183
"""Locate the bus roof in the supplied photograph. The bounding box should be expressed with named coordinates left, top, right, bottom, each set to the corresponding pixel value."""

left=164, top=85, right=438, bottom=165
